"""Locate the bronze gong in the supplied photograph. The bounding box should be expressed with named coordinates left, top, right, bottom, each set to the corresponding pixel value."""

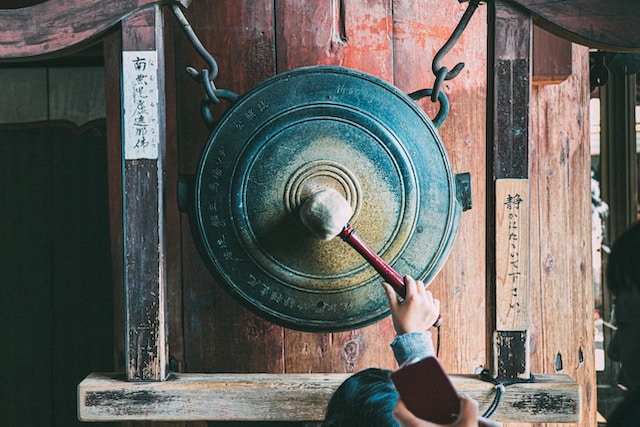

left=192, top=66, right=470, bottom=332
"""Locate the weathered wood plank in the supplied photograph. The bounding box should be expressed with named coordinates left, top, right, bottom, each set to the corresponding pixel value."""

left=173, top=0, right=285, bottom=379
left=273, top=0, right=399, bottom=374
left=103, top=23, right=127, bottom=376
left=275, top=0, right=392, bottom=77
left=0, top=0, right=190, bottom=61
left=78, top=372, right=580, bottom=423
left=529, top=43, right=597, bottom=427
left=392, top=0, right=489, bottom=375
left=121, top=5, right=168, bottom=381
left=503, top=0, right=640, bottom=52
left=488, top=0, right=532, bottom=382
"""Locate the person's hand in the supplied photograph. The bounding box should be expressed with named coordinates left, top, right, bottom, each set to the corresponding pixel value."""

left=392, top=394, right=501, bottom=427
left=383, top=275, right=440, bottom=335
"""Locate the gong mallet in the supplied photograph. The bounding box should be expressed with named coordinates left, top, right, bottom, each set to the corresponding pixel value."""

left=299, top=188, right=442, bottom=327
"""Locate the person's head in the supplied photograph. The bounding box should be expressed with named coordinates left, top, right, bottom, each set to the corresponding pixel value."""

left=323, top=367, right=399, bottom=427
left=606, top=221, right=640, bottom=392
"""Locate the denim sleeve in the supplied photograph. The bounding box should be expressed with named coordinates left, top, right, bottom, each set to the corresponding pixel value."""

left=390, top=331, right=436, bottom=366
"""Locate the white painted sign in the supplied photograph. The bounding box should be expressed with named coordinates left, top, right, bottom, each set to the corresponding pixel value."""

left=123, top=51, right=159, bottom=160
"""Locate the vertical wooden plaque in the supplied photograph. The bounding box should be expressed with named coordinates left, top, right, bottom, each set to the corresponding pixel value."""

left=489, top=0, right=532, bottom=381
left=495, top=179, right=529, bottom=331
left=121, top=5, right=169, bottom=381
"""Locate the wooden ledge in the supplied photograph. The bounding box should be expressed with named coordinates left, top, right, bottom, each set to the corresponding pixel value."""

left=78, top=372, right=580, bottom=423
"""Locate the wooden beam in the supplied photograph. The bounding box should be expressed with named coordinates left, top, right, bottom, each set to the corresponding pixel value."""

left=503, top=0, right=640, bottom=52
left=121, top=5, right=168, bottom=381
left=0, top=0, right=190, bottom=62
left=488, top=0, right=532, bottom=382
left=78, top=372, right=580, bottom=423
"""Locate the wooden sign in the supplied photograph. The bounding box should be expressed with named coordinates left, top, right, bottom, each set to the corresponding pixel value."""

left=495, top=178, right=529, bottom=331
left=123, top=51, right=160, bottom=160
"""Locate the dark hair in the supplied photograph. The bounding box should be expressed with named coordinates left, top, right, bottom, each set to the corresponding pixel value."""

left=322, top=368, right=399, bottom=427
left=606, top=222, right=640, bottom=294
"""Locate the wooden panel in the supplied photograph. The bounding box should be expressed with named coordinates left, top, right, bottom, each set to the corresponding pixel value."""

left=173, top=0, right=286, bottom=381
left=532, top=25, right=572, bottom=85
left=78, top=372, right=580, bottom=423
left=162, top=5, right=186, bottom=379
left=503, top=0, right=640, bottom=52
left=274, top=0, right=398, bottom=375
left=528, top=43, right=597, bottom=427
left=121, top=6, right=168, bottom=381
left=275, top=0, right=392, bottom=77
left=392, top=0, right=489, bottom=376
left=103, top=27, right=127, bottom=376
left=0, top=0, right=189, bottom=61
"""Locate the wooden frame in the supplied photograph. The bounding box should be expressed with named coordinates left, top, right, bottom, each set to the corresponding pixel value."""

left=0, top=0, right=189, bottom=61
left=0, top=0, right=605, bottom=423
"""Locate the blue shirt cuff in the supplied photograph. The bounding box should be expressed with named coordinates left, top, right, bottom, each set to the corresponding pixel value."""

left=390, top=331, right=436, bottom=366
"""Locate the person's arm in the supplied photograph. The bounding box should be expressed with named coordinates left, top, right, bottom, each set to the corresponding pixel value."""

left=383, top=275, right=440, bottom=364
left=392, top=394, right=501, bottom=427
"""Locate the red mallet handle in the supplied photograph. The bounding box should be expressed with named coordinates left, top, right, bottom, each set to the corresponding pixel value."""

left=340, top=225, right=443, bottom=327
left=340, top=225, right=405, bottom=296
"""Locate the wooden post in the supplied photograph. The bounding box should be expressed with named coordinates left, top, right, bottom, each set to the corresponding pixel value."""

left=121, top=5, right=169, bottom=381
left=488, top=0, right=532, bottom=381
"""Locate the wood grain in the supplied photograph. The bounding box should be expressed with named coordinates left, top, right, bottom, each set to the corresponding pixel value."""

left=121, top=5, right=168, bottom=381
left=528, top=42, right=597, bottom=427
left=79, top=372, right=580, bottom=423
left=172, top=0, right=286, bottom=383
left=0, top=0, right=190, bottom=61
left=504, top=0, right=640, bottom=52
left=392, top=0, right=489, bottom=376
left=495, top=179, right=530, bottom=331
left=488, top=0, right=532, bottom=382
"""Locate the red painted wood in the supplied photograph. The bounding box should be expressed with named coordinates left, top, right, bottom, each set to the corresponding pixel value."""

left=392, top=0, right=489, bottom=376
left=273, top=0, right=399, bottom=376
left=0, top=0, right=189, bottom=61
left=275, top=0, right=393, bottom=79
left=173, top=0, right=285, bottom=378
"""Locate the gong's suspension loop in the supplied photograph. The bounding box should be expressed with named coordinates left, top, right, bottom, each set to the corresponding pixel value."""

left=171, top=5, right=218, bottom=93
left=171, top=5, right=238, bottom=129
left=429, top=0, right=484, bottom=103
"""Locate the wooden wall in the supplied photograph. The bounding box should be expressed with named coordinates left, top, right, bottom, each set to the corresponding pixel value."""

left=168, top=0, right=489, bottom=377
left=103, top=0, right=595, bottom=425
left=528, top=42, right=596, bottom=427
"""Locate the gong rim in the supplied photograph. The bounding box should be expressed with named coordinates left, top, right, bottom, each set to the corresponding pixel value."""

left=193, top=65, right=461, bottom=332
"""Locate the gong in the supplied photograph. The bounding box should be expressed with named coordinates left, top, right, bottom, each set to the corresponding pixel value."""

left=191, top=65, right=469, bottom=332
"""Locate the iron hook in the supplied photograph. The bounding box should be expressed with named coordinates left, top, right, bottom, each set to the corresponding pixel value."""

left=430, top=0, right=482, bottom=102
